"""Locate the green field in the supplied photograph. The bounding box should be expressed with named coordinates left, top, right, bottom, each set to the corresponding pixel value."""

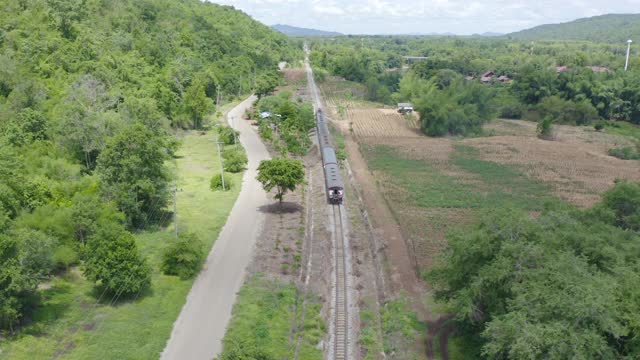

left=1, top=131, right=242, bottom=359
left=363, top=143, right=553, bottom=212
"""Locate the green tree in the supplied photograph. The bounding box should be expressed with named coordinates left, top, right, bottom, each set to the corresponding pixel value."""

left=222, top=148, right=248, bottom=173
left=84, top=228, right=150, bottom=296
left=429, top=201, right=640, bottom=359
left=96, top=124, right=170, bottom=228
left=161, top=232, right=205, bottom=279
left=184, top=80, right=214, bottom=129
left=601, top=180, right=640, bottom=230
left=254, top=73, right=280, bottom=99
left=0, top=235, right=37, bottom=331
left=537, top=116, right=555, bottom=140
left=256, top=158, right=305, bottom=203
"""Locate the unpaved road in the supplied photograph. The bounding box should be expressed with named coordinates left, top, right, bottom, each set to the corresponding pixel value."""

left=161, top=95, right=270, bottom=360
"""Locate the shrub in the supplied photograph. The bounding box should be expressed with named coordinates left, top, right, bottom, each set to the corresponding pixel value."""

left=222, top=148, right=248, bottom=173
left=210, top=173, right=232, bottom=191
left=84, top=229, right=150, bottom=296
left=161, top=232, right=205, bottom=279
left=14, top=229, right=57, bottom=277
left=258, top=121, right=273, bottom=141
left=53, top=245, right=79, bottom=270
left=0, top=235, right=38, bottom=330
left=217, top=126, right=239, bottom=145
left=602, top=180, right=640, bottom=230
left=537, top=116, right=554, bottom=140
left=538, top=96, right=599, bottom=125
left=608, top=146, right=640, bottom=160
left=594, top=123, right=604, bottom=132
left=495, top=94, right=526, bottom=119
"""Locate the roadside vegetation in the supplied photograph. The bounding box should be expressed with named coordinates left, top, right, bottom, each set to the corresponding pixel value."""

left=252, top=91, right=317, bottom=155
left=1, top=131, right=244, bottom=359
left=218, top=275, right=324, bottom=360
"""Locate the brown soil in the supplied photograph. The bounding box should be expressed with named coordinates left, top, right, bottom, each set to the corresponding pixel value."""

left=344, top=132, right=429, bottom=313
left=350, top=109, right=421, bottom=138
left=465, top=120, right=640, bottom=207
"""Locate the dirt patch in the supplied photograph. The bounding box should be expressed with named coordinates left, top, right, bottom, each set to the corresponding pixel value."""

left=282, top=68, right=306, bottom=84
left=426, top=315, right=456, bottom=360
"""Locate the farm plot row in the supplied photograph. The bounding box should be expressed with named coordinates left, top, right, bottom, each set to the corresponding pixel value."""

left=351, top=109, right=422, bottom=138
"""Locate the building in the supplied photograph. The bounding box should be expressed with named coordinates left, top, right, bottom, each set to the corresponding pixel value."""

left=587, top=66, right=611, bottom=73
left=481, top=71, right=495, bottom=83
left=497, top=75, right=512, bottom=83
left=556, top=66, right=570, bottom=73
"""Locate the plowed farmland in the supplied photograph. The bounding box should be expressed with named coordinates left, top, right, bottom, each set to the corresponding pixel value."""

left=351, top=109, right=422, bottom=138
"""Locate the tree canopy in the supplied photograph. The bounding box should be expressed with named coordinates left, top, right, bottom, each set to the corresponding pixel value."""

left=429, top=181, right=640, bottom=358
left=256, top=158, right=305, bottom=203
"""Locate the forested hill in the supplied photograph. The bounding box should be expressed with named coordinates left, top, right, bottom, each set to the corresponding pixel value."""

left=0, top=0, right=297, bottom=331
left=507, top=14, right=640, bottom=43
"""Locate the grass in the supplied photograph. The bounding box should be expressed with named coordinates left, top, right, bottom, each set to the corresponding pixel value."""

left=1, top=130, right=243, bottom=359
left=603, top=121, right=640, bottom=142
left=359, top=302, right=384, bottom=360
left=219, top=274, right=324, bottom=360
left=363, top=143, right=552, bottom=211
left=380, top=295, right=426, bottom=358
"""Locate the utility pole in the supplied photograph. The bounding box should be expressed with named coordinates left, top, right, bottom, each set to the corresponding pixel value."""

left=625, top=39, right=633, bottom=71
left=215, top=141, right=226, bottom=191
left=231, top=115, right=238, bottom=150
left=173, top=181, right=178, bottom=239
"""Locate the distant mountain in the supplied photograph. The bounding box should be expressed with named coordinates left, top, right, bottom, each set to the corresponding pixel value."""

left=478, top=32, right=503, bottom=37
left=507, top=14, right=640, bottom=43
left=271, top=24, right=342, bottom=37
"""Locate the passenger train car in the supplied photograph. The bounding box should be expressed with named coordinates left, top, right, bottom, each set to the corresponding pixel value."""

left=316, top=109, right=344, bottom=204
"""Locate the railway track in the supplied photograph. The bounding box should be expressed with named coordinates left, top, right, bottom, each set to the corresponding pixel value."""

left=305, top=42, right=352, bottom=359
left=331, top=204, right=349, bottom=360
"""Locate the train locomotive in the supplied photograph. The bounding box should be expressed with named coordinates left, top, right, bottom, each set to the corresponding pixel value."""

left=316, top=109, right=344, bottom=204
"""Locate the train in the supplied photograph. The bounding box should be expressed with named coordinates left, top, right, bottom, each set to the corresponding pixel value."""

left=316, top=109, right=344, bottom=204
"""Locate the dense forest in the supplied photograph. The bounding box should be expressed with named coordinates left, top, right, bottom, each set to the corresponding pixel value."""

left=310, top=36, right=640, bottom=136
left=507, top=14, right=640, bottom=43
left=0, top=0, right=297, bottom=331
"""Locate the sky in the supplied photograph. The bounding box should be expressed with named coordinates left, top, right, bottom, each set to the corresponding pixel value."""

left=207, top=0, right=640, bottom=35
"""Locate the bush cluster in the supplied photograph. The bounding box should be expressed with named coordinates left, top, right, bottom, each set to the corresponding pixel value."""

left=161, top=233, right=205, bottom=279
left=210, top=173, right=232, bottom=191
left=608, top=145, right=640, bottom=160
left=222, top=148, right=248, bottom=173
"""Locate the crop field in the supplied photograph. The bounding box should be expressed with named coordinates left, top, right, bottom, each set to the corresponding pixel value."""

left=350, top=109, right=421, bottom=138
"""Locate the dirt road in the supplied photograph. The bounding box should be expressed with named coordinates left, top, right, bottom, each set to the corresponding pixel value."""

left=161, top=95, right=270, bottom=360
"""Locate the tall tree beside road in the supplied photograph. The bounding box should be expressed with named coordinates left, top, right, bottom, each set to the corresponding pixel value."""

left=96, top=124, right=171, bottom=228
left=256, top=158, right=305, bottom=203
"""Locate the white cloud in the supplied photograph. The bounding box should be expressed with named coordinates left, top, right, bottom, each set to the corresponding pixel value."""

left=206, top=0, right=640, bottom=34
left=312, top=4, right=345, bottom=15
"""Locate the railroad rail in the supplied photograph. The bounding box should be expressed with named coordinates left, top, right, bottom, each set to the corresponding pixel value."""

left=332, top=204, right=348, bottom=360
left=305, top=42, right=351, bottom=359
